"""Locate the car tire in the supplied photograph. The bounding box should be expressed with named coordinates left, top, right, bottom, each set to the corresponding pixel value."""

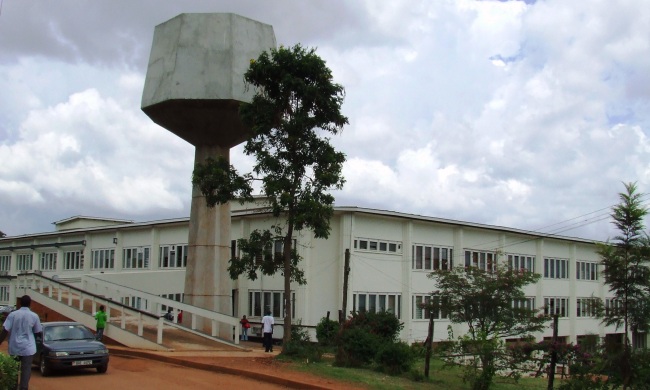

left=97, top=364, right=108, bottom=373
left=40, top=356, right=52, bottom=377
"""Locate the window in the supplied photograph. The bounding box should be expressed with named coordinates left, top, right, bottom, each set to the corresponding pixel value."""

left=248, top=290, right=295, bottom=319
left=123, top=247, right=150, bottom=269
left=0, top=254, right=10, bottom=272
left=121, top=296, right=145, bottom=310
left=17, top=254, right=33, bottom=272
left=354, top=238, right=402, bottom=254
left=160, top=293, right=184, bottom=312
left=40, top=252, right=57, bottom=271
left=544, top=297, right=569, bottom=317
left=91, top=249, right=114, bottom=270
left=577, top=297, right=599, bottom=317
left=544, top=258, right=569, bottom=279
left=159, top=244, right=188, bottom=268
left=513, top=297, right=536, bottom=311
left=633, top=332, right=647, bottom=350
left=576, top=261, right=598, bottom=281
left=465, top=250, right=496, bottom=272
left=577, top=334, right=600, bottom=353
left=0, top=285, right=8, bottom=302
left=412, top=244, right=453, bottom=271
left=353, top=292, right=401, bottom=319
left=248, top=239, right=297, bottom=265
left=605, top=298, right=623, bottom=316
left=412, top=294, right=448, bottom=320
left=508, top=254, right=535, bottom=273
left=63, top=251, right=83, bottom=270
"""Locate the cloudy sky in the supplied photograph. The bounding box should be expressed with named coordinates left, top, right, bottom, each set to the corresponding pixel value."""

left=1, top=0, right=649, bottom=240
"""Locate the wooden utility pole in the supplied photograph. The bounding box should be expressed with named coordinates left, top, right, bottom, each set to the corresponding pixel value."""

left=547, top=314, right=559, bottom=390
left=424, top=308, right=434, bottom=377
left=340, top=248, right=350, bottom=324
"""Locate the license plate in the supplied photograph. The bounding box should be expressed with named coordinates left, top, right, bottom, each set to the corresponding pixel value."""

left=72, top=360, right=92, bottom=366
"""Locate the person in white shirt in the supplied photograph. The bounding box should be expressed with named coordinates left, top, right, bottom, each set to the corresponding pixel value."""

left=261, top=311, right=274, bottom=352
left=0, top=295, right=43, bottom=390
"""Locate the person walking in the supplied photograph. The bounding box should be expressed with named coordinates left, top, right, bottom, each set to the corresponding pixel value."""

left=0, top=295, right=43, bottom=390
left=94, top=305, right=107, bottom=341
left=262, top=311, right=274, bottom=352
left=240, top=315, right=250, bottom=341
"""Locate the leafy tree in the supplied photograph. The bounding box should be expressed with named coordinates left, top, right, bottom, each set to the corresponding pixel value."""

left=598, top=182, right=650, bottom=388
left=0, top=231, right=6, bottom=238
left=430, top=265, right=547, bottom=390
left=192, top=44, right=347, bottom=343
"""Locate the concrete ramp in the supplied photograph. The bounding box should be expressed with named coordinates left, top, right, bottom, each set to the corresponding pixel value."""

left=14, top=273, right=245, bottom=352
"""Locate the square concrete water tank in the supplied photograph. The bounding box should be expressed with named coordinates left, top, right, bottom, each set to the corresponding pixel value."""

left=142, top=13, right=276, bottom=147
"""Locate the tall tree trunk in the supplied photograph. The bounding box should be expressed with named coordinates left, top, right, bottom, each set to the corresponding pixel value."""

left=283, top=231, right=293, bottom=344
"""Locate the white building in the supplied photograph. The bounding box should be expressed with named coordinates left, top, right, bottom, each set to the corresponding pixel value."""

left=0, top=203, right=642, bottom=347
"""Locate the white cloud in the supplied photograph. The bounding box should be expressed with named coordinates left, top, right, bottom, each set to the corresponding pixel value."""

left=1, top=0, right=650, bottom=240
left=0, top=87, right=193, bottom=218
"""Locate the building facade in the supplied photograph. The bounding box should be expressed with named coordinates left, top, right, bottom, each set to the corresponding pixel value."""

left=0, top=204, right=641, bottom=347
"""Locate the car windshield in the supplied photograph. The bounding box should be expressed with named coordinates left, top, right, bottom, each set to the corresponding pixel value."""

left=44, top=325, right=95, bottom=341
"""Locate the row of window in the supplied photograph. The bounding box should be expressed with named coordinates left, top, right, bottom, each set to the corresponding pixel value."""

left=410, top=295, right=619, bottom=320
left=248, top=290, right=296, bottom=319
left=352, top=292, right=402, bottom=319
left=2, top=246, right=600, bottom=279
left=412, top=295, right=449, bottom=319
left=160, top=293, right=184, bottom=312
left=409, top=248, right=595, bottom=280
left=0, top=245, right=191, bottom=272
left=354, top=238, right=402, bottom=254
left=412, top=245, right=453, bottom=271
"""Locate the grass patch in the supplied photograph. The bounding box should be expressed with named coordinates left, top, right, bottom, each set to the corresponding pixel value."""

left=282, top=355, right=551, bottom=390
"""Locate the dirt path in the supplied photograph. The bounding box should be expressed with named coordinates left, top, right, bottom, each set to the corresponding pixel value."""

left=2, top=343, right=367, bottom=390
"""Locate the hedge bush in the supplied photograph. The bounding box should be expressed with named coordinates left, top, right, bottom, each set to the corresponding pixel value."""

left=0, top=353, right=19, bottom=389
left=335, top=327, right=382, bottom=367
left=375, top=341, right=414, bottom=375
left=315, top=317, right=339, bottom=346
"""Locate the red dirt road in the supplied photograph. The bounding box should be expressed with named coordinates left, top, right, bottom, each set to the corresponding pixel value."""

left=13, top=355, right=292, bottom=390
left=2, top=343, right=367, bottom=390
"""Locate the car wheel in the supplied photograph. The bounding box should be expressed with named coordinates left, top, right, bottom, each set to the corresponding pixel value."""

left=40, top=356, right=52, bottom=377
left=97, top=364, right=108, bottom=373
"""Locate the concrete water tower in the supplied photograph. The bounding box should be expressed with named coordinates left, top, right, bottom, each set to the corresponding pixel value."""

left=141, top=13, right=276, bottom=337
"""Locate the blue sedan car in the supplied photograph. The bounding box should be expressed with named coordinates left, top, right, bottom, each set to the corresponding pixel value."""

left=34, top=322, right=109, bottom=376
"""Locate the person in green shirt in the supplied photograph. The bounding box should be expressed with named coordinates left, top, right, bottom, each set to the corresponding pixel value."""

left=95, top=305, right=107, bottom=341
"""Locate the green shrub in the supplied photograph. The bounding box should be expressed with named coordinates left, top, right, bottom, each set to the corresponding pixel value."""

left=342, top=311, right=403, bottom=342
left=630, top=349, right=650, bottom=390
left=410, top=367, right=425, bottom=382
left=335, top=327, right=382, bottom=367
left=375, top=341, right=414, bottom=375
left=409, top=342, right=427, bottom=358
left=315, top=317, right=339, bottom=346
left=0, top=353, right=19, bottom=389
left=281, top=322, right=322, bottom=362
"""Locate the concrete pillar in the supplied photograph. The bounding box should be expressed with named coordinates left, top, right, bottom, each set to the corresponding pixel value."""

left=141, top=13, right=276, bottom=340
left=184, top=144, right=232, bottom=336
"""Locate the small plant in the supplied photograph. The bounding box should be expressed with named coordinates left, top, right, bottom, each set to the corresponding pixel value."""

left=0, top=353, right=19, bottom=389
left=315, top=316, right=339, bottom=346
left=375, top=341, right=414, bottom=375
left=410, top=367, right=425, bottom=382
left=281, top=321, right=322, bottom=362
